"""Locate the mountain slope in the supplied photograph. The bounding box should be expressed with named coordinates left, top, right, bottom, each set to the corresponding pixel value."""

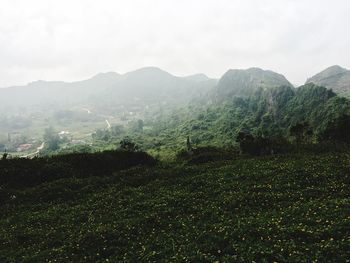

left=142, top=83, right=350, bottom=154
left=216, top=67, right=293, bottom=99
left=306, top=65, right=350, bottom=96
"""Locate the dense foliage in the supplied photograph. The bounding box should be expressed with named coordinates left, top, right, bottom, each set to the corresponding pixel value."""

left=0, top=150, right=156, bottom=189
left=0, top=151, right=349, bottom=262
left=108, top=83, right=350, bottom=158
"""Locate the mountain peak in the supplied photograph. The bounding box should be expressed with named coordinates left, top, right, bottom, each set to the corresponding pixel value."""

left=217, top=67, right=292, bottom=99
left=307, top=65, right=348, bottom=83
left=184, top=73, right=211, bottom=82
left=246, top=67, right=264, bottom=72
left=324, top=65, right=347, bottom=72
left=306, top=65, right=350, bottom=95
left=125, top=67, right=173, bottom=77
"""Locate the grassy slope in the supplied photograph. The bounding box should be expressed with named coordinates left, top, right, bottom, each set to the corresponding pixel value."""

left=0, top=153, right=349, bottom=262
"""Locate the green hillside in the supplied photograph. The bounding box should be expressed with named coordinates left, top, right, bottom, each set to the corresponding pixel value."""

left=0, top=151, right=349, bottom=262
left=119, top=83, right=350, bottom=159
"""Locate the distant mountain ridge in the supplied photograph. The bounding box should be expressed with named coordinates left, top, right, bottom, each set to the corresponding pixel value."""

left=0, top=72, right=122, bottom=109
left=3, top=65, right=350, bottom=113
left=0, top=67, right=217, bottom=110
left=306, top=65, right=350, bottom=96
left=95, top=67, right=218, bottom=107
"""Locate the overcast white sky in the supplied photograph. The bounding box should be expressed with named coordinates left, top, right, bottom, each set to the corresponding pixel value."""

left=0, top=0, right=349, bottom=87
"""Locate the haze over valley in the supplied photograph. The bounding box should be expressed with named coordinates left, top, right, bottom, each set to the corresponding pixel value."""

left=1, top=64, right=350, bottom=157
left=1, top=1, right=350, bottom=262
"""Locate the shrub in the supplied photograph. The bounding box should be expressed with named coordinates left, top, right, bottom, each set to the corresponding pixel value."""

left=177, top=146, right=237, bottom=164
left=0, top=150, right=156, bottom=188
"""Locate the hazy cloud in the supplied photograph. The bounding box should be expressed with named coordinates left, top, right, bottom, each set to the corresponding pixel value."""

left=0, top=0, right=349, bottom=86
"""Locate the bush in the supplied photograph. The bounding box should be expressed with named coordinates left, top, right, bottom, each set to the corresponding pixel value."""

left=236, top=132, right=292, bottom=156
left=0, top=150, right=157, bottom=188
left=119, top=138, right=139, bottom=152
left=177, top=146, right=237, bottom=164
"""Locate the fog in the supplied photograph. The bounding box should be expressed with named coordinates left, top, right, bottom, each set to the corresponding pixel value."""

left=1, top=1, right=350, bottom=259
left=1, top=0, right=350, bottom=87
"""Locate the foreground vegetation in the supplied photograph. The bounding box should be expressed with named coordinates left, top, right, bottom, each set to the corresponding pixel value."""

left=0, top=149, right=349, bottom=262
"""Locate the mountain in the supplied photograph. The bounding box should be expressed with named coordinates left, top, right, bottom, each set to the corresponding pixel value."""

left=103, top=67, right=192, bottom=99
left=0, top=67, right=216, bottom=111
left=151, top=82, right=350, bottom=151
left=184, top=73, right=211, bottom=82
left=306, top=65, right=350, bottom=96
left=93, top=67, right=217, bottom=106
left=216, top=67, right=293, bottom=99
left=78, top=72, right=121, bottom=90
left=228, top=82, right=350, bottom=137
left=0, top=72, right=122, bottom=110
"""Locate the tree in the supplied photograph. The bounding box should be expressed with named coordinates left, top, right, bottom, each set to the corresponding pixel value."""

left=236, top=132, right=287, bottom=155
left=186, top=136, right=192, bottom=151
left=289, top=122, right=313, bottom=145
left=92, top=129, right=110, bottom=141
left=111, top=125, right=125, bottom=136
left=236, top=132, right=257, bottom=155
left=319, top=115, right=350, bottom=143
left=43, top=127, right=60, bottom=151
left=131, top=119, right=144, bottom=132
left=120, top=138, right=139, bottom=152
left=2, top=150, right=8, bottom=160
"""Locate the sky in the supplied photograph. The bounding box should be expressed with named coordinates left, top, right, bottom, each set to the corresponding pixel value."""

left=0, top=0, right=350, bottom=87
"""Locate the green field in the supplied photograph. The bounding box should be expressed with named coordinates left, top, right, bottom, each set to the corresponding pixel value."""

left=1, top=151, right=349, bottom=262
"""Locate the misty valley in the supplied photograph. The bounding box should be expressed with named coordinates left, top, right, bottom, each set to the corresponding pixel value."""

left=2, top=65, right=350, bottom=158
left=2, top=0, right=350, bottom=261
left=0, top=67, right=216, bottom=157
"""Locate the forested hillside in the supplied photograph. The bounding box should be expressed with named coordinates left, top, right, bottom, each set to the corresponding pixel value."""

left=90, top=70, right=350, bottom=158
